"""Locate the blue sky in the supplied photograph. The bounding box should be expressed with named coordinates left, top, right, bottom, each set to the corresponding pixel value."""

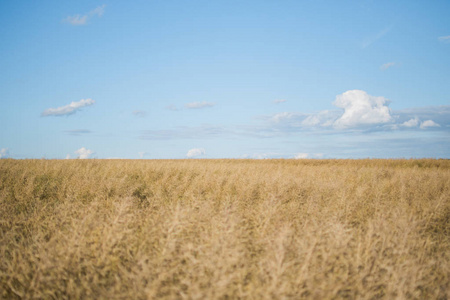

left=0, top=0, right=449, bottom=159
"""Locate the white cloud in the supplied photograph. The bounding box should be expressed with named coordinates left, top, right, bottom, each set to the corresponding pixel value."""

left=186, top=148, right=205, bottom=158
left=273, top=99, right=287, bottom=104
left=0, top=148, right=9, bottom=159
left=420, top=120, right=440, bottom=129
left=401, top=117, right=419, bottom=128
left=64, top=5, right=106, bottom=26
left=294, top=153, right=309, bottom=159
left=65, top=154, right=71, bottom=159
left=74, top=147, right=94, bottom=159
left=253, top=153, right=269, bottom=159
left=271, top=112, right=298, bottom=123
left=64, top=129, right=92, bottom=136
left=262, top=96, right=449, bottom=134
left=64, top=15, right=88, bottom=25
left=165, top=105, right=179, bottom=111
left=438, top=35, right=450, bottom=43
left=362, top=26, right=392, bottom=48
left=301, top=115, right=321, bottom=126
left=380, top=62, right=395, bottom=70
left=185, top=101, right=215, bottom=109
left=90, top=5, right=106, bottom=17
left=241, top=153, right=275, bottom=159
left=42, top=99, right=95, bottom=117
left=301, top=110, right=336, bottom=127
left=138, top=151, right=147, bottom=159
left=333, top=90, right=393, bottom=129
left=266, top=91, right=395, bottom=130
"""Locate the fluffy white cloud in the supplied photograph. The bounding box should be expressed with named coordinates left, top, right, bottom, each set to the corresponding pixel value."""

left=380, top=62, right=395, bottom=70
left=185, top=101, right=215, bottom=109
left=42, top=99, right=95, bottom=117
left=71, top=147, right=94, bottom=159
left=186, top=148, right=205, bottom=158
left=267, top=90, right=394, bottom=130
left=401, top=118, right=419, bottom=128
left=333, top=90, right=393, bottom=129
left=0, top=148, right=9, bottom=158
left=263, top=94, right=449, bottom=134
left=401, top=118, right=441, bottom=129
left=273, top=99, right=287, bottom=104
left=294, top=153, right=309, bottom=159
left=438, top=35, right=450, bottom=42
left=420, top=120, right=440, bottom=129
left=64, top=5, right=106, bottom=26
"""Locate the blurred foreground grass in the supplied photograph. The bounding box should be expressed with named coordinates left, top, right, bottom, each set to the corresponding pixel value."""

left=0, top=159, right=449, bottom=299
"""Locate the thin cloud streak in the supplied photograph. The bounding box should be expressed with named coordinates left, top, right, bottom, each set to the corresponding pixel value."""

left=438, top=35, right=450, bottom=42
left=42, top=99, right=95, bottom=117
left=380, top=62, right=395, bottom=70
left=132, top=110, right=147, bottom=117
left=64, top=5, right=106, bottom=26
left=64, top=129, right=92, bottom=136
left=362, top=26, right=392, bottom=48
left=273, top=99, right=287, bottom=104
left=185, top=101, right=215, bottom=109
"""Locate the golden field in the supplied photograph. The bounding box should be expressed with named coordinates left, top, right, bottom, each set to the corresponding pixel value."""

left=0, top=159, right=449, bottom=299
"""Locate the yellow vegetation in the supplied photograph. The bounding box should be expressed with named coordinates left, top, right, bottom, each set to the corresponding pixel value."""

left=0, top=159, right=449, bottom=299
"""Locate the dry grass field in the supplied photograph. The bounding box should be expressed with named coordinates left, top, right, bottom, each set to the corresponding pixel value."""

left=0, top=159, right=449, bottom=299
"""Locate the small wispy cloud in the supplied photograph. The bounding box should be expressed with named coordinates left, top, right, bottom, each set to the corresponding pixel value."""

left=185, top=101, right=215, bottom=109
left=64, top=129, right=92, bottom=136
left=362, top=26, right=391, bottom=48
left=438, top=35, right=450, bottom=43
left=42, top=99, right=95, bottom=117
left=293, top=153, right=324, bottom=159
left=380, top=62, right=395, bottom=70
left=245, top=153, right=271, bottom=159
left=132, top=110, right=147, bottom=117
left=400, top=117, right=441, bottom=129
left=140, top=124, right=227, bottom=140
left=165, top=105, right=179, bottom=111
left=273, top=99, right=287, bottom=104
left=0, top=148, right=9, bottom=159
left=63, top=5, right=106, bottom=26
left=420, top=120, right=440, bottom=129
left=138, top=151, right=148, bottom=159
left=186, top=148, right=206, bottom=158
left=401, top=118, right=419, bottom=128
left=294, top=153, right=309, bottom=159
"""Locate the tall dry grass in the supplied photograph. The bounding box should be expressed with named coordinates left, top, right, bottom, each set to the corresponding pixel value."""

left=0, top=159, right=449, bottom=299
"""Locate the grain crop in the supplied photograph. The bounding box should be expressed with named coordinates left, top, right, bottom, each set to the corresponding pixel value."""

left=0, top=159, right=449, bottom=299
